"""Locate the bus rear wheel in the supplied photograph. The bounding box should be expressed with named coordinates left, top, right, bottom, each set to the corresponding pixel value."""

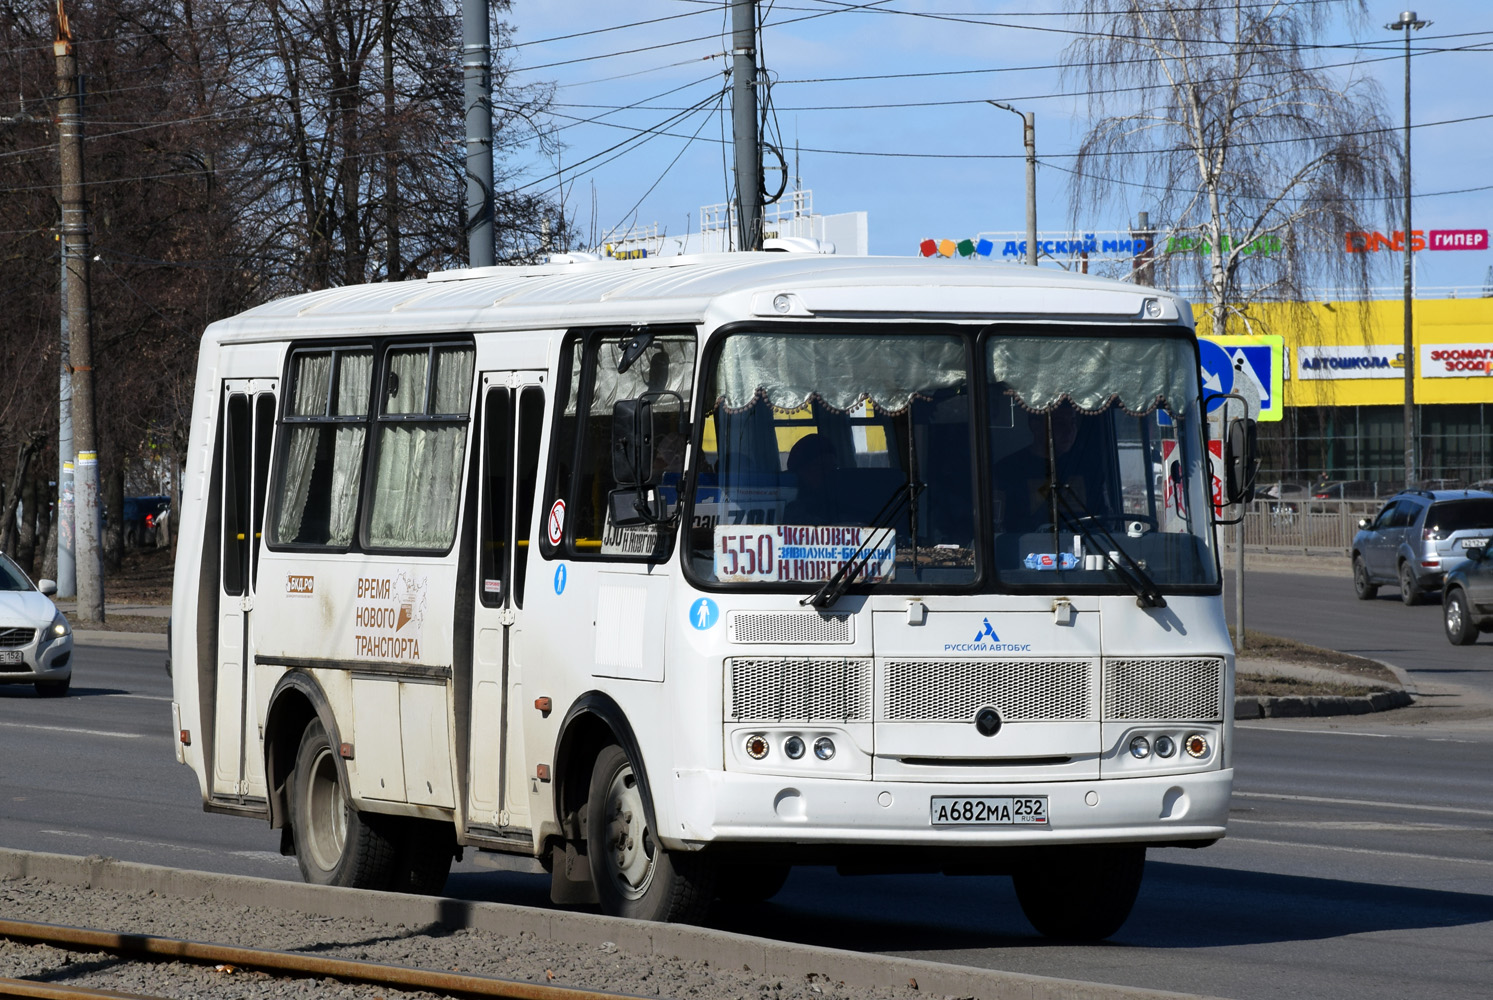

left=585, top=744, right=714, bottom=922
left=291, top=719, right=398, bottom=889
left=1012, top=845, right=1146, bottom=941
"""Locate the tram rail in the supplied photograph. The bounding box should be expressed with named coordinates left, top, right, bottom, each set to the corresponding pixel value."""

left=0, top=918, right=649, bottom=1000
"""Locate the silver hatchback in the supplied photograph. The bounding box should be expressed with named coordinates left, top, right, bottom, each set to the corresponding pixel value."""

left=1351, top=490, right=1493, bottom=605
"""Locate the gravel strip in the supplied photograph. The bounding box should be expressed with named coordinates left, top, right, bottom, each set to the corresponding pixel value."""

left=0, top=877, right=929, bottom=1000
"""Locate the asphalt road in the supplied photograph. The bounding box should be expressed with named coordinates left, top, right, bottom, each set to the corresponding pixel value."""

left=1226, top=567, right=1493, bottom=713
left=1, top=613, right=1490, bottom=1000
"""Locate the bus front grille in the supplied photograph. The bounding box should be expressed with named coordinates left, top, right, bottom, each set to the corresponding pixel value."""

left=1102, top=657, right=1225, bottom=722
left=726, top=657, right=872, bottom=722
left=881, top=659, right=1094, bottom=722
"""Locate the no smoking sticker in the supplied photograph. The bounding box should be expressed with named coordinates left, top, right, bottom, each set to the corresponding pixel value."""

left=547, top=499, right=566, bottom=546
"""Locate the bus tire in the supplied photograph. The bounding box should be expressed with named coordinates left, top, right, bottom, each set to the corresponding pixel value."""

left=585, top=744, right=714, bottom=922
left=290, top=719, right=398, bottom=889
left=715, top=862, right=791, bottom=904
left=1012, top=845, right=1146, bottom=941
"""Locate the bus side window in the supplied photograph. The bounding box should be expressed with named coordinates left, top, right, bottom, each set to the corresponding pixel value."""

left=366, top=343, right=476, bottom=551
left=543, top=329, right=696, bottom=560
left=271, top=349, right=373, bottom=548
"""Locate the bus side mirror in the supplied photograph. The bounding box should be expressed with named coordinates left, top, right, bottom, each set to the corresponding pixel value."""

left=1223, top=417, right=1259, bottom=504
left=611, top=397, right=655, bottom=489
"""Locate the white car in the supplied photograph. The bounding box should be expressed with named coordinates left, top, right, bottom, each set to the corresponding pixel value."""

left=0, top=552, right=73, bottom=697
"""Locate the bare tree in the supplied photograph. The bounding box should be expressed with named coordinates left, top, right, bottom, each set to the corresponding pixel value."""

left=1062, top=0, right=1399, bottom=336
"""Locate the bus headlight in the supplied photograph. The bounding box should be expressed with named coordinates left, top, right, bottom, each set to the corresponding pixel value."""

left=783, top=736, right=805, bottom=760
left=813, top=737, right=836, bottom=761
left=1154, top=735, right=1176, bottom=758
left=1129, top=736, right=1151, bottom=759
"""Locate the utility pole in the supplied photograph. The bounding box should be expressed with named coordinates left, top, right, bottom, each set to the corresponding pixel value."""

left=462, top=0, right=494, bottom=267
left=1388, top=10, right=1428, bottom=491
left=55, top=0, right=103, bottom=621
left=57, top=249, right=75, bottom=597
left=988, top=102, right=1036, bottom=266
left=730, top=0, right=761, bottom=251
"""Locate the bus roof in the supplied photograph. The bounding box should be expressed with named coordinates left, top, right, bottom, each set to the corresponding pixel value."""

left=204, top=253, right=1191, bottom=343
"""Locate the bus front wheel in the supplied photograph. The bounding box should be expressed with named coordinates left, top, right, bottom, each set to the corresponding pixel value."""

left=290, top=719, right=398, bottom=889
left=585, top=744, right=714, bottom=922
left=1012, top=845, right=1146, bottom=941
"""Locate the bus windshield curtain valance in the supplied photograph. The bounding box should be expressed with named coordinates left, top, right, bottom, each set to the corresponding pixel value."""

left=713, top=334, right=966, bottom=414
left=987, top=335, right=1192, bottom=418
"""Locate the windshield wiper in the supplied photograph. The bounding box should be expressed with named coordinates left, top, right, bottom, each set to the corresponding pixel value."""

left=801, top=481, right=925, bottom=609
left=1053, top=485, right=1167, bottom=609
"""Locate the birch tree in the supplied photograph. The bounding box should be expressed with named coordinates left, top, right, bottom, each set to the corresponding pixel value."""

left=1062, top=0, right=1399, bottom=336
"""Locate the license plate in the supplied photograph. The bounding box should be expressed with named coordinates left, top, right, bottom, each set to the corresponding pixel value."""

left=0, top=650, right=22, bottom=665
left=1461, top=537, right=1489, bottom=550
left=930, top=796, right=1048, bottom=826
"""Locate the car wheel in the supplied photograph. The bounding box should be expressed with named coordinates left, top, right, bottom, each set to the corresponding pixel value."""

left=1444, top=589, right=1479, bottom=645
left=586, top=744, right=714, bottom=922
left=1013, top=845, right=1146, bottom=941
left=35, top=678, right=70, bottom=698
left=1398, top=563, right=1423, bottom=606
left=1352, top=556, right=1377, bottom=600
left=290, top=719, right=399, bottom=888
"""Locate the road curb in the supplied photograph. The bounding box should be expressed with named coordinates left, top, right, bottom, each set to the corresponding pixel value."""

left=72, top=629, right=168, bottom=651
left=0, top=849, right=1232, bottom=1000
left=1234, top=688, right=1413, bottom=719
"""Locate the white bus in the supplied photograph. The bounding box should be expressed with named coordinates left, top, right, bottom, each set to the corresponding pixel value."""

left=170, top=253, right=1253, bottom=940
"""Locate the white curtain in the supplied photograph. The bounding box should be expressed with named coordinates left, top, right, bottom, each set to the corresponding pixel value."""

left=273, top=353, right=331, bottom=543
left=326, top=352, right=373, bottom=545
left=368, top=346, right=473, bottom=548
left=714, top=334, right=965, bottom=414
left=987, top=336, right=1195, bottom=418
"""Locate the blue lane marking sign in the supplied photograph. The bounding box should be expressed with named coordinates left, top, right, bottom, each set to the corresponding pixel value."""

left=690, top=598, right=719, bottom=631
left=554, top=564, right=567, bottom=596
left=1199, top=334, right=1284, bottom=422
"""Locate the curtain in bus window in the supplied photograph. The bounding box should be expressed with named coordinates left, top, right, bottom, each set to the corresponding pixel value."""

left=368, top=346, right=474, bottom=549
left=327, top=352, right=373, bottom=545
left=987, top=336, right=1194, bottom=417
left=274, top=353, right=331, bottom=543
left=713, top=335, right=964, bottom=413
left=273, top=350, right=372, bottom=546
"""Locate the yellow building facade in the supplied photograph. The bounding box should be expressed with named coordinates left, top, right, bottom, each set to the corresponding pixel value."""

left=1192, top=297, right=1493, bottom=485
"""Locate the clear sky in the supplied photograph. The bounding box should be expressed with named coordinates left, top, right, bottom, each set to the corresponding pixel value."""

left=499, top=1, right=1493, bottom=295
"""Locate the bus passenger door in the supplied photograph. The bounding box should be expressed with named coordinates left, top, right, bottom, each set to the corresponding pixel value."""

left=467, top=374, right=546, bottom=836
left=212, top=382, right=276, bottom=802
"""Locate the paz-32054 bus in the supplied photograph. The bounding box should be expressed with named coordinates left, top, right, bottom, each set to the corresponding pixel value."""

left=169, top=253, right=1255, bottom=940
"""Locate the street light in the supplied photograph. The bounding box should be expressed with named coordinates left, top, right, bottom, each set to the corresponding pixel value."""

left=1388, top=10, right=1428, bottom=490
left=988, top=101, right=1037, bottom=267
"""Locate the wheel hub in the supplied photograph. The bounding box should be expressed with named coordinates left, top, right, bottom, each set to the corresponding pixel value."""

left=604, top=767, right=655, bottom=898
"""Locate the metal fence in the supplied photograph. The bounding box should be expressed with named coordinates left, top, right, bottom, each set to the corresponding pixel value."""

left=1235, top=498, right=1383, bottom=554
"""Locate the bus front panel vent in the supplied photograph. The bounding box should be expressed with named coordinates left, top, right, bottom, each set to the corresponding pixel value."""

left=726, top=657, right=872, bottom=722
left=880, top=659, right=1094, bottom=723
left=1102, top=657, right=1225, bottom=722
left=728, top=612, right=853, bottom=645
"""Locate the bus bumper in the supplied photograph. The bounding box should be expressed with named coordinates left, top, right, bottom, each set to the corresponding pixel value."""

left=666, top=768, right=1232, bottom=849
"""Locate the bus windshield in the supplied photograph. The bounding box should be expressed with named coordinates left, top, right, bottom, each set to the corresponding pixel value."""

left=686, top=327, right=1217, bottom=592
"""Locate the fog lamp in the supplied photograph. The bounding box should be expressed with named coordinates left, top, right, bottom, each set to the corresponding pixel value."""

left=1129, top=736, right=1151, bottom=759
left=813, top=737, right=836, bottom=761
